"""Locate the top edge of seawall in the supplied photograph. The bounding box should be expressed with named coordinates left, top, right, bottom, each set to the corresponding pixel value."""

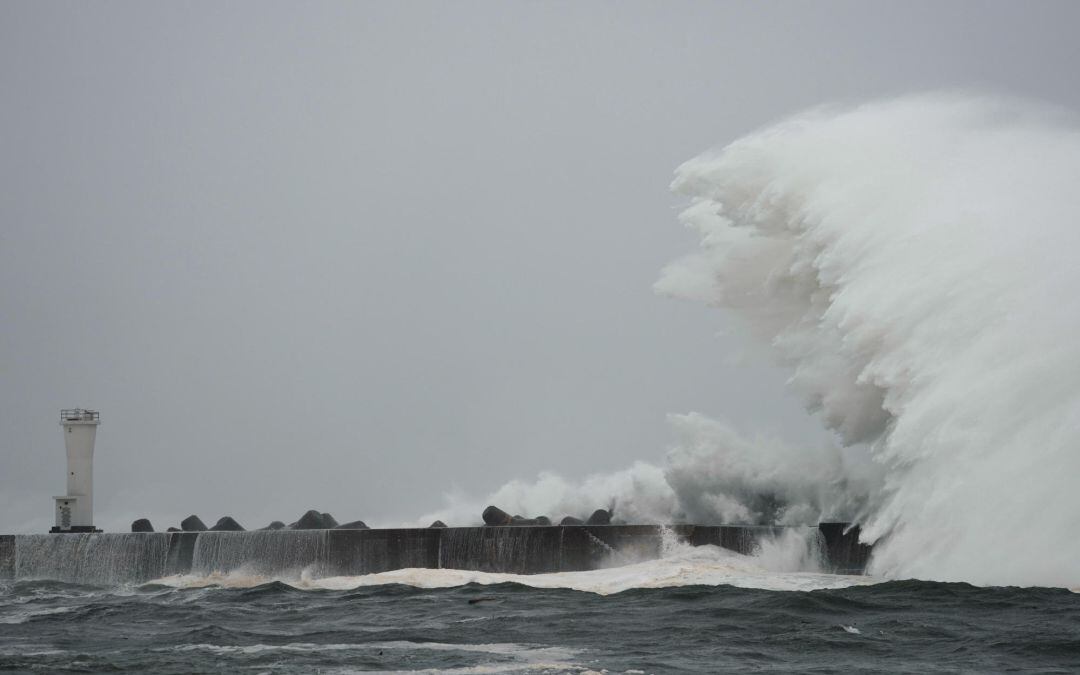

left=0, top=523, right=827, bottom=537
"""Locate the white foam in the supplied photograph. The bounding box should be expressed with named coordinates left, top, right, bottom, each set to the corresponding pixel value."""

left=166, top=642, right=364, bottom=654
left=417, top=93, right=1080, bottom=589
left=0, top=645, right=70, bottom=657
left=155, top=537, right=876, bottom=595
left=656, top=93, right=1080, bottom=588
left=0, top=605, right=74, bottom=624
left=330, top=665, right=593, bottom=675
left=162, top=641, right=586, bottom=674
left=164, top=641, right=574, bottom=656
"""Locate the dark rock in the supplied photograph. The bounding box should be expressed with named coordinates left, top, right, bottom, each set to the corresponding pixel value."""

left=210, top=516, right=245, bottom=531
left=166, top=527, right=180, bottom=532
left=181, top=515, right=208, bottom=532
left=262, top=521, right=286, bottom=530
left=510, top=516, right=539, bottom=526
left=560, top=516, right=584, bottom=526
left=482, top=505, right=513, bottom=526
left=321, top=513, right=339, bottom=529
left=429, top=520, right=448, bottom=528
left=586, top=509, right=611, bottom=525
left=535, top=516, right=552, bottom=526
left=294, top=510, right=332, bottom=530
left=131, top=518, right=154, bottom=533
left=334, top=520, right=369, bottom=530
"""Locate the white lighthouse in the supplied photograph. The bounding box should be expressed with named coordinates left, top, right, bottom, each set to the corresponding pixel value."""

left=51, top=409, right=101, bottom=533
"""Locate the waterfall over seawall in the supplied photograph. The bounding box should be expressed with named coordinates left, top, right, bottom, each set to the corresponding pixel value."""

left=191, top=530, right=330, bottom=578
left=13, top=534, right=170, bottom=584
left=326, top=529, right=441, bottom=575
left=0, top=524, right=869, bottom=585
left=439, top=526, right=565, bottom=573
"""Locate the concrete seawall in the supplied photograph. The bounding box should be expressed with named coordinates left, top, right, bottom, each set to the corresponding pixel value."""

left=0, top=523, right=871, bottom=584
left=0, top=535, right=13, bottom=580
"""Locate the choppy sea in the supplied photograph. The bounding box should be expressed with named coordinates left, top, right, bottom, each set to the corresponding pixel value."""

left=2, top=545, right=1079, bottom=674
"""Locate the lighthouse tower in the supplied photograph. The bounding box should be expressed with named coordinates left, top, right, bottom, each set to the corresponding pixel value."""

left=51, top=409, right=101, bottom=533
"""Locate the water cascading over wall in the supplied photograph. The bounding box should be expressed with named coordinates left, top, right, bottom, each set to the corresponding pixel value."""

left=439, top=526, right=565, bottom=573
left=326, top=528, right=441, bottom=575
left=13, top=533, right=171, bottom=585
left=0, top=524, right=869, bottom=584
left=191, top=530, right=331, bottom=578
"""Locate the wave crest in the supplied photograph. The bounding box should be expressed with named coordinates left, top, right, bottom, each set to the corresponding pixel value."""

left=658, top=93, right=1080, bottom=587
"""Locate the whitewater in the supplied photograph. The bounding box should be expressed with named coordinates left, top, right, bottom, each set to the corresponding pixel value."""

left=424, top=93, right=1080, bottom=589
left=5, top=93, right=1080, bottom=673
left=149, top=528, right=866, bottom=595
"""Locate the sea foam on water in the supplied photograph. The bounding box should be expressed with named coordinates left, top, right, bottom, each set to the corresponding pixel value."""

left=154, top=528, right=860, bottom=595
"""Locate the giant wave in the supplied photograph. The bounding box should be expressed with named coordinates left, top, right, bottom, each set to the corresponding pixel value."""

left=425, top=93, right=1080, bottom=589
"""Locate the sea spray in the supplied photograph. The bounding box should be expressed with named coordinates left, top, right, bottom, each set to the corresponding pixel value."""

left=418, top=420, right=869, bottom=529
left=156, top=529, right=855, bottom=595
left=658, top=524, right=824, bottom=575
left=658, top=93, right=1080, bottom=587
left=421, top=93, right=1080, bottom=588
left=753, top=528, right=826, bottom=574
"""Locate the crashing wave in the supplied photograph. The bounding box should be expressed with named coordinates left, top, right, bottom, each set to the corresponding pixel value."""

left=427, top=93, right=1080, bottom=588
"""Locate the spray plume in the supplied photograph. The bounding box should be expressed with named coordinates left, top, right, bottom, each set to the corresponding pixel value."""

left=657, top=93, right=1080, bottom=587
left=426, top=93, right=1080, bottom=588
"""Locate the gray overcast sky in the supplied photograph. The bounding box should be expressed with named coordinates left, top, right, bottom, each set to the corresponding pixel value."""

left=2, top=1, right=1078, bottom=533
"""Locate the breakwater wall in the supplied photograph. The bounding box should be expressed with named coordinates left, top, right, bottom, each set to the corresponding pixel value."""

left=0, top=523, right=870, bottom=584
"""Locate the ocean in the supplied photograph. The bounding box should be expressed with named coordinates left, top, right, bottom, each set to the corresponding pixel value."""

left=3, top=544, right=1079, bottom=673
